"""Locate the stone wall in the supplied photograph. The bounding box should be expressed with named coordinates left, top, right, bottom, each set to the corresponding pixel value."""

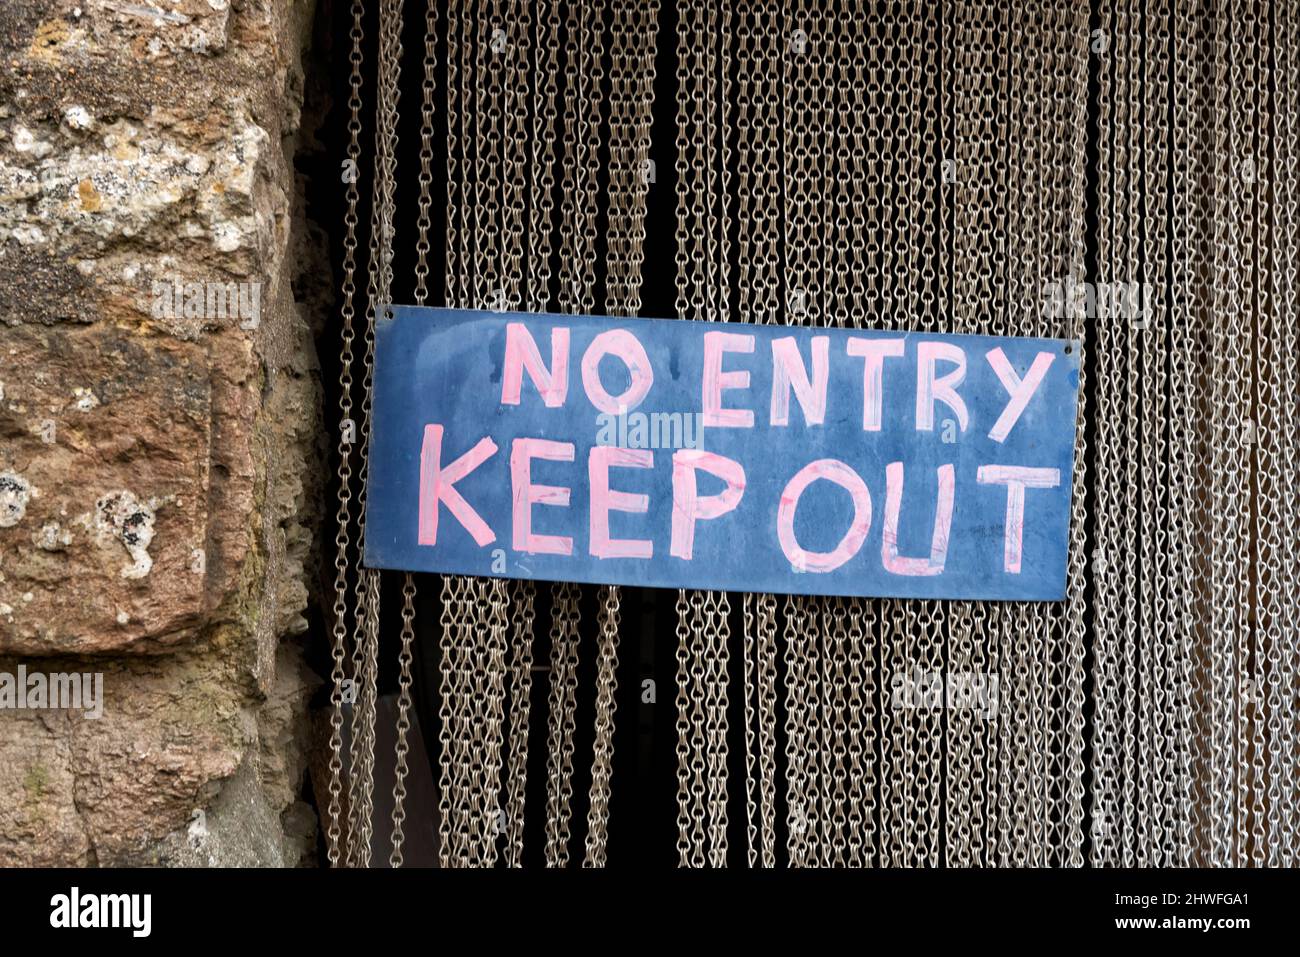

left=0, top=0, right=322, bottom=866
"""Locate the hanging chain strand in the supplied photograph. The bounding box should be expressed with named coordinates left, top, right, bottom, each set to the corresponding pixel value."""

left=327, top=0, right=367, bottom=869
left=674, top=0, right=732, bottom=868
left=583, top=0, right=661, bottom=868
left=389, top=0, right=442, bottom=871
left=346, top=0, right=403, bottom=868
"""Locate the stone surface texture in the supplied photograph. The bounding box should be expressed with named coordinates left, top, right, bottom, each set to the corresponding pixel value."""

left=0, top=0, right=322, bottom=866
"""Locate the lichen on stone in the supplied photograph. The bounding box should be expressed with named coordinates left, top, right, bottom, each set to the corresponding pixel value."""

left=0, top=472, right=32, bottom=528
left=93, top=489, right=159, bottom=578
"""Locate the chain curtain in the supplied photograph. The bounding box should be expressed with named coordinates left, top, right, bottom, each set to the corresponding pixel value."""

left=326, top=0, right=1300, bottom=868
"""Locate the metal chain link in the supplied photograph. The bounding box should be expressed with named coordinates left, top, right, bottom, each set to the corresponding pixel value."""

left=327, top=0, right=367, bottom=869
left=390, top=0, right=441, bottom=870
left=674, top=0, right=733, bottom=869
left=584, top=586, right=622, bottom=866
left=346, top=0, right=404, bottom=868
left=582, top=0, right=661, bottom=868
left=544, top=581, right=582, bottom=866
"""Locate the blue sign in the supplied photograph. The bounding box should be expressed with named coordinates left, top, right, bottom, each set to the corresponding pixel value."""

left=363, top=307, right=1080, bottom=601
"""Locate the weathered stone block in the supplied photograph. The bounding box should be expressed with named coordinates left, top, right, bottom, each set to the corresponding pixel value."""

left=0, top=0, right=322, bottom=866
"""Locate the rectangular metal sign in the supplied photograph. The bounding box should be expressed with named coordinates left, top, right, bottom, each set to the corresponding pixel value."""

left=363, top=306, right=1080, bottom=601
